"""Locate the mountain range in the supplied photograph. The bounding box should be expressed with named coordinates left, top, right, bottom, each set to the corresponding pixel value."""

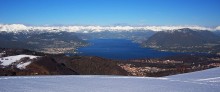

left=0, top=24, right=218, bottom=33
left=1, top=24, right=220, bottom=54
left=144, top=28, right=220, bottom=53
left=0, top=31, right=87, bottom=53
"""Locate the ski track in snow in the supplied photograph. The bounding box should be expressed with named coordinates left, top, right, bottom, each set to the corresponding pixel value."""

left=0, top=68, right=220, bottom=92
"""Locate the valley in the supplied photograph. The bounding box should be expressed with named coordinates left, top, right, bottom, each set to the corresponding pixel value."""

left=1, top=26, right=220, bottom=77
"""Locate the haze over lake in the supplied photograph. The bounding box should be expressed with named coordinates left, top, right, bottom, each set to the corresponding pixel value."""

left=77, top=39, right=182, bottom=60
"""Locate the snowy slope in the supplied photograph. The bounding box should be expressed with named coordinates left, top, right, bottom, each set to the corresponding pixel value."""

left=0, top=55, right=39, bottom=69
left=0, top=67, right=220, bottom=92
left=166, top=67, right=220, bottom=86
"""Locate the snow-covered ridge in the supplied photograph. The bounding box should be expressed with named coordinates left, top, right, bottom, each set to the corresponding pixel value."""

left=163, top=28, right=206, bottom=33
left=0, top=55, right=39, bottom=69
left=216, top=26, right=220, bottom=30
left=0, top=24, right=218, bottom=33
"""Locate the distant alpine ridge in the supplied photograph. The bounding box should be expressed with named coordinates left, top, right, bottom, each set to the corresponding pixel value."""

left=0, top=24, right=219, bottom=33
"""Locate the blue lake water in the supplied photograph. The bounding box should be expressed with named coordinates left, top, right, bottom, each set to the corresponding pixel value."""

left=77, top=39, right=183, bottom=60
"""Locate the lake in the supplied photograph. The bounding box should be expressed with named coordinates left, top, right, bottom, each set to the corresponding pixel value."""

left=77, top=39, right=183, bottom=60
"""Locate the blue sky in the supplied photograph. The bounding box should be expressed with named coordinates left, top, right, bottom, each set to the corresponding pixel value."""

left=0, top=0, right=220, bottom=26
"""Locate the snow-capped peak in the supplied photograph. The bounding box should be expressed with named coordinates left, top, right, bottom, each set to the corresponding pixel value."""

left=0, top=24, right=29, bottom=32
left=216, top=26, right=220, bottom=31
left=0, top=24, right=218, bottom=33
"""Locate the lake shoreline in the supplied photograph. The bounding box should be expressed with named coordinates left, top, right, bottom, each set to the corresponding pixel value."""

left=76, top=39, right=187, bottom=60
